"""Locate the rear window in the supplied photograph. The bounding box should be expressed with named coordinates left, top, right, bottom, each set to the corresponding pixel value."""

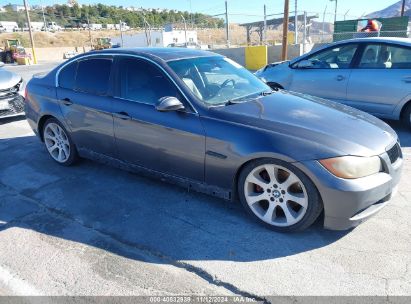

left=59, top=61, right=77, bottom=90
left=75, top=58, right=112, bottom=95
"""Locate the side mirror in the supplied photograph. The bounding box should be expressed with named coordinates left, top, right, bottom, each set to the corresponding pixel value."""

left=296, top=60, right=314, bottom=69
left=156, top=96, right=185, bottom=112
left=0, top=62, right=4, bottom=68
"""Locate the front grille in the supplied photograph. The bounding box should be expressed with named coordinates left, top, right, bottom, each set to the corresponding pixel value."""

left=387, top=143, right=402, bottom=164
left=0, top=80, right=24, bottom=117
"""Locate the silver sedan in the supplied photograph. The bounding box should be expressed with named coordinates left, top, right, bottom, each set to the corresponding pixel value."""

left=255, top=37, right=411, bottom=128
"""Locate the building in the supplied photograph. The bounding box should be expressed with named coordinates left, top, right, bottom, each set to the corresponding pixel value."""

left=11, top=4, right=27, bottom=12
left=111, top=29, right=198, bottom=48
left=0, top=21, right=19, bottom=32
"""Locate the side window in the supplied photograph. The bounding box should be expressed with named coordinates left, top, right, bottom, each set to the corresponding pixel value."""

left=358, top=44, right=392, bottom=69
left=116, top=57, right=179, bottom=104
left=297, top=44, right=358, bottom=69
left=75, top=58, right=112, bottom=95
left=59, top=61, right=77, bottom=90
left=360, top=44, right=411, bottom=69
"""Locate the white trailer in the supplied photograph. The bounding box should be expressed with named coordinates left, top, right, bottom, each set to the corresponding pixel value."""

left=105, top=24, right=115, bottom=30
left=25, top=22, right=44, bottom=31
left=111, top=30, right=198, bottom=48
left=0, top=21, right=19, bottom=33
left=115, top=22, right=130, bottom=31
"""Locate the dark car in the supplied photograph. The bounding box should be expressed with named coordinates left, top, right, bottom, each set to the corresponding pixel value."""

left=25, top=48, right=403, bottom=232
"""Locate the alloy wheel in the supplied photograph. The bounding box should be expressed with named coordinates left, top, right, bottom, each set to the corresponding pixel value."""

left=244, top=164, right=308, bottom=227
left=44, top=123, right=71, bottom=163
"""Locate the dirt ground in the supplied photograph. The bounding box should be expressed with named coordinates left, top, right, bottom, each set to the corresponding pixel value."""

left=0, top=25, right=282, bottom=48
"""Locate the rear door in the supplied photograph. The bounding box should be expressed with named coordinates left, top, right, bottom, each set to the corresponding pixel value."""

left=56, top=56, right=115, bottom=157
left=111, top=56, right=205, bottom=181
left=289, top=43, right=359, bottom=102
left=346, top=43, right=411, bottom=116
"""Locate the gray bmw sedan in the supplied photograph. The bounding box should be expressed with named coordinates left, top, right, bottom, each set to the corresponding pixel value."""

left=24, top=48, right=403, bottom=232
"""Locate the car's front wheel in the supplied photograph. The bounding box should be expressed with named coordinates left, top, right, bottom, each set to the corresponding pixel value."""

left=238, top=158, right=323, bottom=232
left=43, top=118, right=78, bottom=166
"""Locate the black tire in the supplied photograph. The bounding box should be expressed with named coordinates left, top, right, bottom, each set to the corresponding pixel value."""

left=5, top=51, right=13, bottom=64
left=238, top=158, right=323, bottom=232
left=42, top=118, right=78, bottom=166
left=401, top=103, right=411, bottom=129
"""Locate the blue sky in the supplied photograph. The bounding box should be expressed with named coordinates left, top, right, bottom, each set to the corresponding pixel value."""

left=2, top=0, right=393, bottom=23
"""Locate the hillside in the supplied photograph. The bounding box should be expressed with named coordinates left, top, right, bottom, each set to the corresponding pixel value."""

left=366, top=0, right=411, bottom=18
left=0, top=3, right=224, bottom=29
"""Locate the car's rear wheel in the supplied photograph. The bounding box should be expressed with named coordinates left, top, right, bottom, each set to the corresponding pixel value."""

left=401, top=103, right=411, bottom=129
left=238, top=158, right=322, bottom=232
left=43, top=118, right=78, bottom=166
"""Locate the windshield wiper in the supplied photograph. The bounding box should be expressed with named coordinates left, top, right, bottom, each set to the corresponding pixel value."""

left=224, top=99, right=248, bottom=106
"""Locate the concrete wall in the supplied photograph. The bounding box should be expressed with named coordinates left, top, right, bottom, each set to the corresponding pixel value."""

left=213, top=43, right=330, bottom=67
left=212, top=47, right=246, bottom=66
left=25, top=46, right=92, bottom=62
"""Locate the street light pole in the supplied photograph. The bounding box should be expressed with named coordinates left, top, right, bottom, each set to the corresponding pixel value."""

left=281, top=0, right=290, bottom=60
left=225, top=0, right=229, bottom=48
left=401, top=0, right=406, bottom=16
left=23, top=0, right=37, bottom=64
left=294, top=0, right=298, bottom=44
left=330, top=0, right=338, bottom=24
left=40, top=0, right=47, bottom=31
left=181, top=15, right=188, bottom=47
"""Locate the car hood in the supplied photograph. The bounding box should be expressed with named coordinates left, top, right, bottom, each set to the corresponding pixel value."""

left=211, top=91, right=397, bottom=160
left=0, top=69, right=21, bottom=90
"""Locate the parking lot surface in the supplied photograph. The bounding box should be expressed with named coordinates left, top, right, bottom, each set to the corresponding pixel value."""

left=0, top=64, right=410, bottom=298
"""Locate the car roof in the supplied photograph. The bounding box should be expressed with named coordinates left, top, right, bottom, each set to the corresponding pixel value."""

left=82, top=47, right=221, bottom=62
left=290, top=37, right=411, bottom=64
left=333, top=37, right=411, bottom=46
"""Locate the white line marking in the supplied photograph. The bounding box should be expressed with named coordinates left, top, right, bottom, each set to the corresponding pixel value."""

left=0, top=264, right=42, bottom=296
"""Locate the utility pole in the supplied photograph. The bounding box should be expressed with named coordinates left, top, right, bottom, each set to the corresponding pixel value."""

left=330, top=0, right=338, bottom=24
left=23, top=0, right=37, bottom=64
left=87, top=16, right=93, bottom=49
left=401, top=0, right=406, bottom=16
left=225, top=0, right=229, bottom=48
left=263, top=5, right=267, bottom=44
left=181, top=15, right=188, bottom=47
left=303, top=11, right=307, bottom=54
left=322, top=5, right=327, bottom=42
left=281, top=0, right=290, bottom=60
left=119, top=19, right=124, bottom=47
left=294, top=0, right=298, bottom=44
left=40, top=1, right=47, bottom=31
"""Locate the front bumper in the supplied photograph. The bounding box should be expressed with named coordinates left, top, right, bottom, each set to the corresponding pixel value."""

left=0, top=95, right=25, bottom=118
left=295, top=144, right=403, bottom=230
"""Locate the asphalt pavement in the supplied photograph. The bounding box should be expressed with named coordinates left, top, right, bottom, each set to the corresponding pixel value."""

left=0, top=63, right=410, bottom=298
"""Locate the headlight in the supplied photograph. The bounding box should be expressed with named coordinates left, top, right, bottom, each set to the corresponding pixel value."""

left=319, top=156, right=382, bottom=179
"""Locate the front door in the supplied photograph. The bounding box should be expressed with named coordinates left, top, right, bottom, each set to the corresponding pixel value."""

left=112, top=56, right=205, bottom=181
left=289, top=43, right=359, bottom=103
left=347, top=43, right=411, bottom=116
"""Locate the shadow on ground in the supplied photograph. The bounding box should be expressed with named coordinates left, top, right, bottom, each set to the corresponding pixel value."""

left=0, top=133, right=349, bottom=264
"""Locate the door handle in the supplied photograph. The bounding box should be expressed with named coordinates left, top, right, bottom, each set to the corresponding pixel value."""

left=336, top=75, right=346, bottom=81
left=61, top=98, right=73, bottom=106
left=114, top=111, right=131, bottom=120
left=402, top=76, right=411, bottom=83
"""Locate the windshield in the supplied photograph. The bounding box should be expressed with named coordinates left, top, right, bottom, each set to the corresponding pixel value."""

left=167, top=56, right=271, bottom=105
